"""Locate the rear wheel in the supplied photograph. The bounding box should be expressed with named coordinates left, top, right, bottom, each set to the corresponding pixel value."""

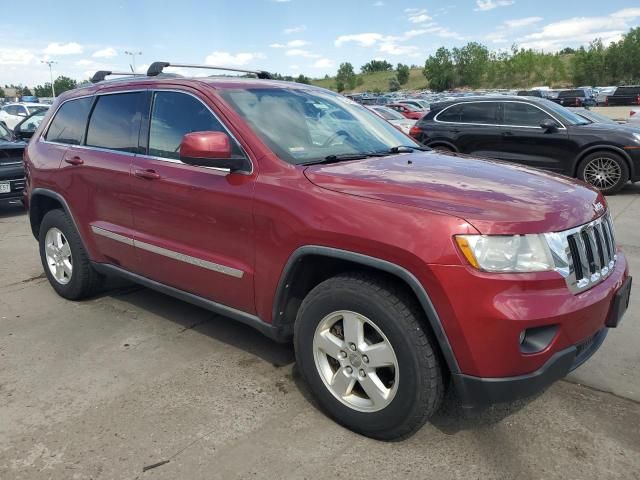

left=578, top=151, right=629, bottom=195
left=430, top=144, right=454, bottom=153
left=294, top=273, right=444, bottom=440
left=39, top=209, right=102, bottom=299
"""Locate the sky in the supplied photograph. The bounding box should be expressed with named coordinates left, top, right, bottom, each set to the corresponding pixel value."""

left=1, top=0, right=640, bottom=87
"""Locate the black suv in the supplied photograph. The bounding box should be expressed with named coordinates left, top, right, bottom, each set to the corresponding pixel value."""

left=410, top=96, right=640, bottom=194
left=0, top=122, right=26, bottom=203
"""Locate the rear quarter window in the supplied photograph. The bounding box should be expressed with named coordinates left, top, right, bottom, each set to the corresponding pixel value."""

left=436, top=104, right=463, bottom=122
left=45, top=97, right=93, bottom=145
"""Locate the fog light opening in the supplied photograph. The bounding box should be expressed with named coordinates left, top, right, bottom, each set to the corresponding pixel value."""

left=519, top=325, right=559, bottom=354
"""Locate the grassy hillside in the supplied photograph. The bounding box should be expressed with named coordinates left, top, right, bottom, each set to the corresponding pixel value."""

left=311, top=68, right=428, bottom=93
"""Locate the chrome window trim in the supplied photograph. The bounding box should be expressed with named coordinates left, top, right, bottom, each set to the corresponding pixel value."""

left=433, top=100, right=567, bottom=130
left=91, top=225, right=244, bottom=278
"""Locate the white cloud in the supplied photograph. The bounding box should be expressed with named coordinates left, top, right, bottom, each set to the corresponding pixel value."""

left=379, top=43, right=420, bottom=56
left=43, top=42, right=84, bottom=55
left=312, top=58, right=334, bottom=68
left=92, top=47, right=117, bottom=58
left=75, top=59, right=95, bottom=66
left=504, top=17, right=543, bottom=29
left=283, top=25, right=306, bottom=34
left=204, top=51, right=264, bottom=66
left=611, top=8, right=640, bottom=18
left=273, top=0, right=292, bottom=2
left=486, top=16, right=542, bottom=43
left=335, top=33, right=384, bottom=47
left=0, top=48, right=35, bottom=65
left=475, top=0, right=514, bottom=12
left=405, top=8, right=432, bottom=23
left=270, top=39, right=309, bottom=48
left=286, top=49, right=320, bottom=58
left=372, top=1, right=384, bottom=6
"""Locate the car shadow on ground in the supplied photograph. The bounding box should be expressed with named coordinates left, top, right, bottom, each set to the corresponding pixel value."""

left=0, top=201, right=26, bottom=219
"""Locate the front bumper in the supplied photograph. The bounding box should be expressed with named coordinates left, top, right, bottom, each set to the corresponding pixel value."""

left=0, top=164, right=26, bottom=201
left=452, top=328, right=608, bottom=408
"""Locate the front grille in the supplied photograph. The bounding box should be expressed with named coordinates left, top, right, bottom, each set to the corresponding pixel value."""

left=545, top=213, right=617, bottom=294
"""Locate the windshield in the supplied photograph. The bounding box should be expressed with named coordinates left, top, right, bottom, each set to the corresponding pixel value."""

left=373, top=107, right=405, bottom=121
left=540, top=99, right=590, bottom=125
left=19, top=111, right=47, bottom=132
left=219, top=88, right=419, bottom=165
left=27, top=106, right=48, bottom=115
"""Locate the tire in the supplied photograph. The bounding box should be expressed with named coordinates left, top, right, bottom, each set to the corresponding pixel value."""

left=294, top=273, right=445, bottom=440
left=430, top=145, right=454, bottom=153
left=38, top=209, right=102, bottom=300
left=577, top=151, right=629, bottom=195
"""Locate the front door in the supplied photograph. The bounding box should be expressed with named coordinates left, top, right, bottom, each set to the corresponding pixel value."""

left=131, top=89, right=256, bottom=313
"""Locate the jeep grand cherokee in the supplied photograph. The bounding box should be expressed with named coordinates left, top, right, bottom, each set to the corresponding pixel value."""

left=23, top=63, right=632, bottom=440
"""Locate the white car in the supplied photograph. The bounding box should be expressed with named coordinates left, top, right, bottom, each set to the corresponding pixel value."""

left=630, top=109, right=640, bottom=126
left=368, top=106, right=416, bottom=134
left=0, top=103, right=49, bottom=130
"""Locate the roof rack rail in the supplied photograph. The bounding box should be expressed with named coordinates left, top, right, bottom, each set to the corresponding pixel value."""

left=90, top=71, right=144, bottom=83
left=146, top=62, right=273, bottom=79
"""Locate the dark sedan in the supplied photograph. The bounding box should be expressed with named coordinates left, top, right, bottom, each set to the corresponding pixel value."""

left=0, top=122, right=26, bottom=203
left=410, top=96, right=640, bottom=194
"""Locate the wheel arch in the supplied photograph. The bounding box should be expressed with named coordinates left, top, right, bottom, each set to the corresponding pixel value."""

left=573, top=146, right=634, bottom=179
left=272, top=245, right=460, bottom=374
left=29, top=189, right=86, bottom=247
left=426, top=140, right=458, bottom=152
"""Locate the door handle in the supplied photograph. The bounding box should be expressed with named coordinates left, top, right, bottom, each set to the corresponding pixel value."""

left=502, top=131, right=514, bottom=137
left=64, top=156, right=84, bottom=166
left=134, top=169, right=161, bottom=180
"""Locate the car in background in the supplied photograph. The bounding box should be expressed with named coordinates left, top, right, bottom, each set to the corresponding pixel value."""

left=397, top=99, right=430, bottom=110
left=0, top=122, right=26, bottom=203
left=606, top=86, right=640, bottom=106
left=0, top=103, right=49, bottom=130
left=13, top=109, right=48, bottom=141
left=387, top=103, right=425, bottom=120
left=595, top=87, right=616, bottom=106
left=568, top=107, right=619, bottom=125
left=367, top=105, right=416, bottom=134
left=630, top=109, right=640, bottom=126
left=410, top=96, right=640, bottom=194
left=517, top=90, right=544, bottom=97
left=552, top=89, right=597, bottom=107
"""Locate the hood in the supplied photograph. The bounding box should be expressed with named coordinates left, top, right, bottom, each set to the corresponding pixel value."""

left=304, top=151, right=604, bottom=235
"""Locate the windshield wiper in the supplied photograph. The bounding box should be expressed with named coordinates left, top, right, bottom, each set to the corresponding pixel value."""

left=387, top=145, right=429, bottom=153
left=302, top=152, right=390, bottom=166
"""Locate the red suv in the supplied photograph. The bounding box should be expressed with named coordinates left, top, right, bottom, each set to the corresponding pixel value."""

left=23, top=63, right=632, bottom=440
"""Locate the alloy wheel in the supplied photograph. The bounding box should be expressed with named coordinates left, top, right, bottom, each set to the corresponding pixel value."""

left=44, top=227, right=73, bottom=285
left=312, top=310, right=399, bottom=412
left=583, top=157, right=622, bottom=190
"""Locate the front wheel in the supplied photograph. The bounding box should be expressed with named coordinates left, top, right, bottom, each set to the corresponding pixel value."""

left=577, top=151, right=629, bottom=195
left=294, top=273, right=445, bottom=440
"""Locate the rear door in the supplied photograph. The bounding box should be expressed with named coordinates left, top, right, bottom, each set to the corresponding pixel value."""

left=435, top=102, right=502, bottom=156
left=57, top=91, right=146, bottom=268
left=130, top=88, right=256, bottom=313
left=493, top=101, right=575, bottom=173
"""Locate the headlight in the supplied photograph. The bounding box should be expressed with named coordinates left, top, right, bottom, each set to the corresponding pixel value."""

left=455, top=234, right=555, bottom=273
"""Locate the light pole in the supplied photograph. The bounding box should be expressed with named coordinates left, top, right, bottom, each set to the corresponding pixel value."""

left=124, top=51, right=143, bottom=73
left=41, top=60, right=57, bottom=98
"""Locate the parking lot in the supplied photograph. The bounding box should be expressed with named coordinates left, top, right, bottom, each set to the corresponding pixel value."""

left=0, top=184, right=638, bottom=480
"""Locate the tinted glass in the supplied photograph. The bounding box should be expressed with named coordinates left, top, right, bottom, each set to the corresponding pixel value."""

left=459, top=102, right=499, bottom=124
left=559, top=90, right=585, bottom=98
left=5, top=105, right=19, bottom=115
left=149, top=91, right=240, bottom=160
left=374, top=107, right=404, bottom=120
left=614, top=86, right=640, bottom=96
left=45, top=97, right=92, bottom=145
left=436, top=104, right=463, bottom=122
left=503, top=102, right=552, bottom=127
left=86, top=93, right=145, bottom=153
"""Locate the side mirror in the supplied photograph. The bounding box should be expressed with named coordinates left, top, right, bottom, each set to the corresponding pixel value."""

left=540, top=119, right=559, bottom=132
left=179, top=131, right=249, bottom=172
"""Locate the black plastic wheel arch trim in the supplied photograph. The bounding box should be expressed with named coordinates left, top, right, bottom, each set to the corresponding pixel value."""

left=91, top=262, right=287, bottom=342
left=29, top=188, right=87, bottom=246
left=272, top=245, right=461, bottom=374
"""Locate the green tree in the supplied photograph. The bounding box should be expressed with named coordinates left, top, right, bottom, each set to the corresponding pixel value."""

left=34, top=83, right=53, bottom=97
left=423, top=47, right=456, bottom=91
left=396, top=63, right=410, bottom=85
left=361, top=59, right=393, bottom=74
left=53, top=76, right=78, bottom=95
left=388, top=76, right=401, bottom=92
left=21, top=86, right=32, bottom=96
left=452, top=42, right=489, bottom=88
left=336, top=62, right=357, bottom=92
left=0, top=87, right=4, bottom=98
left=295, top=74, right=310, bottom=84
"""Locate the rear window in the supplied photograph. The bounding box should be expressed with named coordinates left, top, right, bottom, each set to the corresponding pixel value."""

left=559, top=90, right=585, bottom=98
left=459, top=102, right=499, bottom=124
left=614, top=86, right=640, bottom=96
left=436, top=104, right=463, bottom=122
left=45, top=97, right=93, bottom=145
left=86, top=92, right=145, bottom=153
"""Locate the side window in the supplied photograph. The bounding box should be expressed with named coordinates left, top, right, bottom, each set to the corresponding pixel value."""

left=5, top=106, right=18, bottom=115
left=45, top=97, right=93, bottom=145
left=148, top=91, right=240, bottom=160
left=436, top=104, right=463, bottom=123
left=503, top=102, right=553, bottom=128
left=86, top=92, right=145, bottom=153
left=459, top=103, right=499, bottom=124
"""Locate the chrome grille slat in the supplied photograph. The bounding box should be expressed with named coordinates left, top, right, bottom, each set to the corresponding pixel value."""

left=545, top=213, right=617, bottom=294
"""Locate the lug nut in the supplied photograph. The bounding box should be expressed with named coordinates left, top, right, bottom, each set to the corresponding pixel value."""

left=339, top=351, right=347, bottom=359
left=345, top=366, right=353, bottom=374
left=359, top=369, right=366, bottom=377
left=349, top=343, right=357, bottom=351
left=362, top=355, right=369, bottom=363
